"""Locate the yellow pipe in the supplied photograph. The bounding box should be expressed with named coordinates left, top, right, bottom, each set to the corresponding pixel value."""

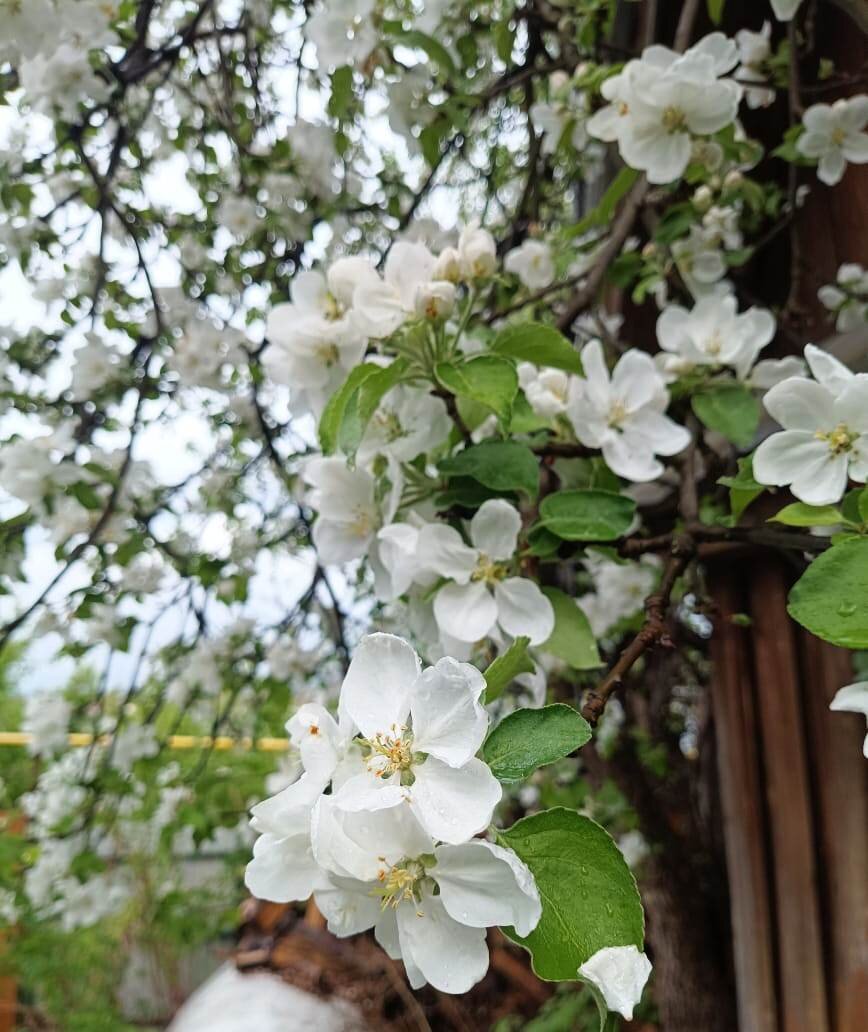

left=0, top=731, right=289, bottom=751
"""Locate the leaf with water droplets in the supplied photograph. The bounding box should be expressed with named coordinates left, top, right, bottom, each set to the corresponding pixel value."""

left=497, top=808, right=644, bottom=981
left=788, top=538, right=868, bottom=648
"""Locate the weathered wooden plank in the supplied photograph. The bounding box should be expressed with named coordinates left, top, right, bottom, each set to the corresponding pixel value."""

left=708, top=570, right=779, bottom=1032
left=748, top=563, right=829, bottom=1032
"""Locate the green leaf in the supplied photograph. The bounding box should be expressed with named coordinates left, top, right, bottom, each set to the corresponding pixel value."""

left=537, top=490, right=636, bottom=542
left=491, top=322, right=584, bottom=374
left=510, top=391, right=553, bottom=433
left=68, top=482, right=103, bottom=511
left=439, top=441, right=539, bottom=498
left=858, top=487, right=868, bottom=525
left=319, top=364, right=381, bottom=455
left=540, top=587, right=601, bottom=669
left=692, top=385, right=760, bottom=448
left=483, top=636, right=534, bottom=703
left=527, top=524, right=563, bottom=557
left=718, top=456, right=764, bottom=521
left=566, top=167, right=640, bottom=240
left=770, top=502, right=842, bottom=527
left=483, top=704, right=592, bottom=782
left=788, top=538, right=868, bottom=647
left=327, top=66, right=354, bottom=119
left=707, top=0, right=726, bottom=24
left=435, top=356, right=518, bottom=423
left=498, top=808, right=644, bottom=980
left=318, top=360, right=409, bottom=457
left=435, top=477, right=514, bottom=510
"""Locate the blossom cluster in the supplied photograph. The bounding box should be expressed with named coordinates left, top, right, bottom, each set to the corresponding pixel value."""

left=245, top=632, right=543, bottom=994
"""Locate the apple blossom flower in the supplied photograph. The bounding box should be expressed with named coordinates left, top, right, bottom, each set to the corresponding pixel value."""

left=417, top=499, right=556, bottom=646
left=357, top=384, right=451, bottom=466
left=457, top=224, right=498, bottom=280
left=353, top=242, right=456, bottom=338
left=313, top=828, right=541, bottom=993
left=578, top=552, right=660, bottom=638
left=504, top=240, right=556, bottom=289
left=818, top=262, right=868, bottom=331
left=753, top=358, right=868, bottom=504
left=566, top=339, right=690, bottom=482
left=265, top=259, right=378, bottom=412
left=327, top=635, right=501, bottom=844
left=244, top=772, right=327, bottom=903
left=829, top=683, right=868, bottom=758
left=735, top=22, right=775, bottom=109
left=588, top=35, right=742, bottom=184
left=518, top=362, right=573, bottom=419
left=655, top=293, right=776, bottom=380
left=311, top=796, right=536, bottom=990
left=796, top=97, right=868, bottom=186
left=303, top=457, right=402, bottom=564
left=578, top=945, right=653, bottom=1020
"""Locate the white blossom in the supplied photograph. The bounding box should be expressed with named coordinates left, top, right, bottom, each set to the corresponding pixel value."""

left=754, top=351, right=868, bottom=504
left=357, top=384, right=451, bottom=465
left=325, top=633, right=502, bottom=844
left=304, top=457, right=401, bottom=564
left=818, top=262, right=868, bottom=331
left=566, top=339, right=690, bottom=482
left=797, top=97, right=868, bottom=186
left=588, top=34, right=741, bottom=184
left=504, top=240, right=556, bottom=290
left=578, top=945, right=653, bottom=1020
left=518, top=362, right=573, bottom=419
left=417, top=499, right=556, bottom=646
left=655, top=294, right=775, bottom=380
left=735, top=23, right=775, bottom=109
left=353, top=243, right=455, bottom=338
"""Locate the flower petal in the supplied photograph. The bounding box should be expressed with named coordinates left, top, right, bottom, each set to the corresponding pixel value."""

left=396, top=891, right=490, bottom=994
left=493, top=577, right=555, bottom=646
left=434, top=840, right=541, bottom=936
left=340, top=633, right=419, bottom=737
left=286, top=703, right=343, bottom=782
left=410, top=657, right=488, bottom=766
left=469, top=499, right=522, bottom=559
left=578, top=945, right=653, bottom=1021
left=417, top=522, right=479, bottom=584
left=763, top=378, right=836, bottom=431
left=314, top=876, right=382, bottom=937
left=244, top=832, right=319, bottom=903
left=433, top=581, right=498, bottom=643
left=410, top=756, right=502, bottom=844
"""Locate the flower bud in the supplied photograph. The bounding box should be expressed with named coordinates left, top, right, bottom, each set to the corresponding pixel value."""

left=415, top=280, right=456, bottom=321
left=723, top=169, right=743, bottom=188
left=432, top=246, right=462, bottom=283
left=692, top=185, right=713, bottom=212
left=458, top=225, right=497, bottom=280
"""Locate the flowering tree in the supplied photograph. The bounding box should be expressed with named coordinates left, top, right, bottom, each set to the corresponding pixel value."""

left=1, top=1, right=867, bottom=1028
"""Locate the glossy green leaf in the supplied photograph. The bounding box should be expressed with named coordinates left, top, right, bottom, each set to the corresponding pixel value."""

left=483, top=704, right=592, bottom=781
left=483, top=636, right=534, bottom=703
left=439, top=441, right=539, bottom=498
left=788, top=538, right=868, bottom=647
left=498, top=808, right=644, bottom=980
left=435, top=356, right=518, bottom=422
left=692, top=385, right=760, bottom=448
left=538, top=490, right=636, bottom=542
left=491, top=322, right=584, bottom=374
left=540, top=587, right=601, bottom=669
left=770, top=502, right=842, bottom=527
